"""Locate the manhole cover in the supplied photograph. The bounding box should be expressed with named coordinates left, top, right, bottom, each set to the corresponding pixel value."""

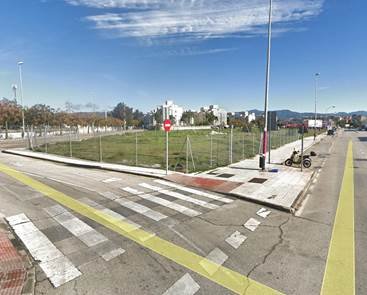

left=249, top=177, right=267, bottom=184
left=216, top=173, right=234, bottom=178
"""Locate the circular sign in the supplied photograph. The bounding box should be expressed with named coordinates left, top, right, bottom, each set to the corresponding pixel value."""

left=163, top=119, right=172, bottom=132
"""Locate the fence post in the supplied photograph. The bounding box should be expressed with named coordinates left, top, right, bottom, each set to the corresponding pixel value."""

left=99, top=135, right=103, bottom=162
left=135, top=133, right=138, bottom=166
left=186, top=135, right=189, bottom=174
left=69, top=128, right=72, bottom=158
left=242, top=132, right=245, bottom=159
left=210, top=133, right=213, bottom=168
left=229, top=126, right=233, bottom=164
left=252, top=133, right=255, bottom=155
left=44, top=125, right=48, bottom=153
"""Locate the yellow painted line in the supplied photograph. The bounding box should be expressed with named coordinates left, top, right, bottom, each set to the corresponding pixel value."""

left=0, top=163, right=282, bottom=295
left=321, top=141, right=355, bottom=295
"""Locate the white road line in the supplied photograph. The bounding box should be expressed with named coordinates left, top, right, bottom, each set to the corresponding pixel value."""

left=6, top=213, right=81, bottom=288
left=139, top=183, right=218, bottom=210
left=256, top=208, right=271, bottom=218
left=163, top=273, right=200, bottom=295
left=114, top=198, right=168, bottom=221
left=225, top=231, right=247, bottom=249
left=122, top=187, right=201, bottom=217
left=154, top=180, right=233, bottom=204
left=99, top=191, right=120, bottom=200
left=44, top=205, right=108, bottom=247
left=199, top=248, right=228, bottom=276
left=244, top=218, right=261, bottom=232
left=102, top=177, right=121, bottom=183
left=79, top=197, right=142, bottom=231
left=101, top=248, right=126, bottom=261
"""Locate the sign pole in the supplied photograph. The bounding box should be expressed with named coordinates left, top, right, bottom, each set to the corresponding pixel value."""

left=163, top=119, right=171, bottom=175
left=166, top=131, right=168, bottom=175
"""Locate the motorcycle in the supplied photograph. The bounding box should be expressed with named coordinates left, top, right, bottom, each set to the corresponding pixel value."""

left=285, top=150, right=312, bottom=168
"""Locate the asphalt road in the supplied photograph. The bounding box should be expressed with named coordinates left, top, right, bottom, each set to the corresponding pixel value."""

left=0, top=130, right=365, bottom=295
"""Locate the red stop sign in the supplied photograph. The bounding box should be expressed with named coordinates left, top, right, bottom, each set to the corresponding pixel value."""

left=163, top=119, right=172, bottom=132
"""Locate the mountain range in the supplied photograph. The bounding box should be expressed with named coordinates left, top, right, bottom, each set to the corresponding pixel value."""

left=248, top=109, right=367, bottom=120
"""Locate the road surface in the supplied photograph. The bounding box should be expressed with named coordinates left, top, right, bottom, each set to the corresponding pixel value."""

left=0, top=130, right=365, bottom=294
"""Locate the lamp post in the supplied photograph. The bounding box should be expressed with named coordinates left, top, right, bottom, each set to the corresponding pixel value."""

left=313, top=73, right=320, bottom=140
left=260, top=0, right=273, bottom=170
left=18, top=61, right=25, bottom=138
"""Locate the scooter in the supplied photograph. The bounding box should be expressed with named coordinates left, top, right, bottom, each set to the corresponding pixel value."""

left=285, top=150, right=312, bottom=168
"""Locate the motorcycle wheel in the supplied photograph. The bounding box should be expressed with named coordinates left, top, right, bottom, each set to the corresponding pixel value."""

left=303, top=159, right=312, bottom=168
left=285, top=159, right=293, bottom=166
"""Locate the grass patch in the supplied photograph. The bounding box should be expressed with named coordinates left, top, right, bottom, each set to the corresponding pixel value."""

left=34, top=128, right=323, bottom=172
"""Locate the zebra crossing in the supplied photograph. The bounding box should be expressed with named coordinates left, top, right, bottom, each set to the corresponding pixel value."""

left=6, top=180, right=235, bottom=289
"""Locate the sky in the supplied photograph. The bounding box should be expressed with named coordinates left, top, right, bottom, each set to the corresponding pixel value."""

left=0, top=0, right=366, bottom=113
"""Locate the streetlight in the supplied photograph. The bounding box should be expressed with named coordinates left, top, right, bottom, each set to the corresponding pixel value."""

left=18, top=61, right=25, bottom=138
left=260, top=0, right=273, bottom=170
left=313, top=72, right=320, bottom=140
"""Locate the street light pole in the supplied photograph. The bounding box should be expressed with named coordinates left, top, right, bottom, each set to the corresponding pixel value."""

left=313, top=73, right=320, bottom=140
left=18, top=61, right=25, bottom=138
left=260, top=0, right=273, bottom=170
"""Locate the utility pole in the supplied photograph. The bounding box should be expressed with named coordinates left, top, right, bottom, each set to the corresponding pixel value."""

left=260, top=0, right=273, bottom=170
left=314, top=73, right=320, bottom=140
left=18, top=62, right=25, bottom=138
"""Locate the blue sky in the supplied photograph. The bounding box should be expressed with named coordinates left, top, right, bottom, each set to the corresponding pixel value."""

left=0, top=0, right=366, bottom=113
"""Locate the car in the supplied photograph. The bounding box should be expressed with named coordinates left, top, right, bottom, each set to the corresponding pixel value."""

left=327, top=129, right=335, bottom=136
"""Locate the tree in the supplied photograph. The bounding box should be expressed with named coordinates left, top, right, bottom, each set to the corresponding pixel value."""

left=25, top=104, right=55, bottom=127
left=181, top=111, right=195, bottom=125
left=111, top=102, right=144, bottom=127
left=0, top=99, right=22, bottom=138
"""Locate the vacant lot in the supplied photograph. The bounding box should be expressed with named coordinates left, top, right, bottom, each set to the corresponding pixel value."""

left=35, top=128, right=313, bottom=172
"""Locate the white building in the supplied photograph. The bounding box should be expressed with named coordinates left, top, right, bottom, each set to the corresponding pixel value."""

left=162, top=100, right=184, bottom=125
left=248, top=112, right=256, bottom=122
left=201, top=105, right=227, bottom=126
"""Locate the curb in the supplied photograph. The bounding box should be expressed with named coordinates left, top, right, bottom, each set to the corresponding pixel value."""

left=2, top=149, right=171, bottom=179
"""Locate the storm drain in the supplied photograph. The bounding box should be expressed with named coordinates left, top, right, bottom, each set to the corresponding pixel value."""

left=216, top=173, right=235, bottom=178
left=248, top=177, right=268, bottom=184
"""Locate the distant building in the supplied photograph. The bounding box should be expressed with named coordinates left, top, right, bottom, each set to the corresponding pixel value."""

left=201, top=105, right=227, bottom=126
left=234, top=111, right=256, bottom=122
left=162, top=100, right=184, bottom=125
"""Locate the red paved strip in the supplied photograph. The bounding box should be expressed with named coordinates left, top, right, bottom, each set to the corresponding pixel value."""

left=0, top=229, right=27, bottom=295
left=165, top=174, right=242, bottom=194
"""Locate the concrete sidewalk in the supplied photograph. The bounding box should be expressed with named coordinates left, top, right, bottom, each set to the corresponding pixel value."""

left=2, top=149, right=171, bottom=178
left=166, top=134, right=326, bottom=211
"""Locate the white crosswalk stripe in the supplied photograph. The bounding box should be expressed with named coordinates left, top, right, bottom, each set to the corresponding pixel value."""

left=44, top=205, right=125, bottom=259
left=139, top=183, right=219, bottom=210
left=122, top=187, right=201, bottom=217
left=243, top=218, right=261, bottom=232
left=225, top=231, right=247, bottom=249
left=6, top=213, right=81, bottom=288
left=163, top=247, right=228, bottom=294
left=79, top=197, right=142, bottom=232
left=163, top=273, right=200, bottom=295
left=114, top=198, right=168, bottom=221
left=154, top=180, right=233, bottom=204
left=256, top=208, right=271, bottom=218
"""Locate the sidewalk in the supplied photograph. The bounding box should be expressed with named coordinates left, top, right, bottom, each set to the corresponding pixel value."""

left=166, top=134, right=326, bottom=211
left=2, top=149, right=171, bottom=178
left=0, top=216, right=31, bottom=295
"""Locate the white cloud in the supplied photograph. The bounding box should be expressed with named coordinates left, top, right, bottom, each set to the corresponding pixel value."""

left=65, top=0, right=324, bottom=42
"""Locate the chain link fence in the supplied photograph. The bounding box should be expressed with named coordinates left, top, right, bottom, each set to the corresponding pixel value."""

left=32, top=128, right=307, bottom=173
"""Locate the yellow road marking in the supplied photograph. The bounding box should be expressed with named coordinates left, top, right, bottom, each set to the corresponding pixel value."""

left=0, top=163, right=281, bottom=295
left=321, top=141, right=355, bottom=295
